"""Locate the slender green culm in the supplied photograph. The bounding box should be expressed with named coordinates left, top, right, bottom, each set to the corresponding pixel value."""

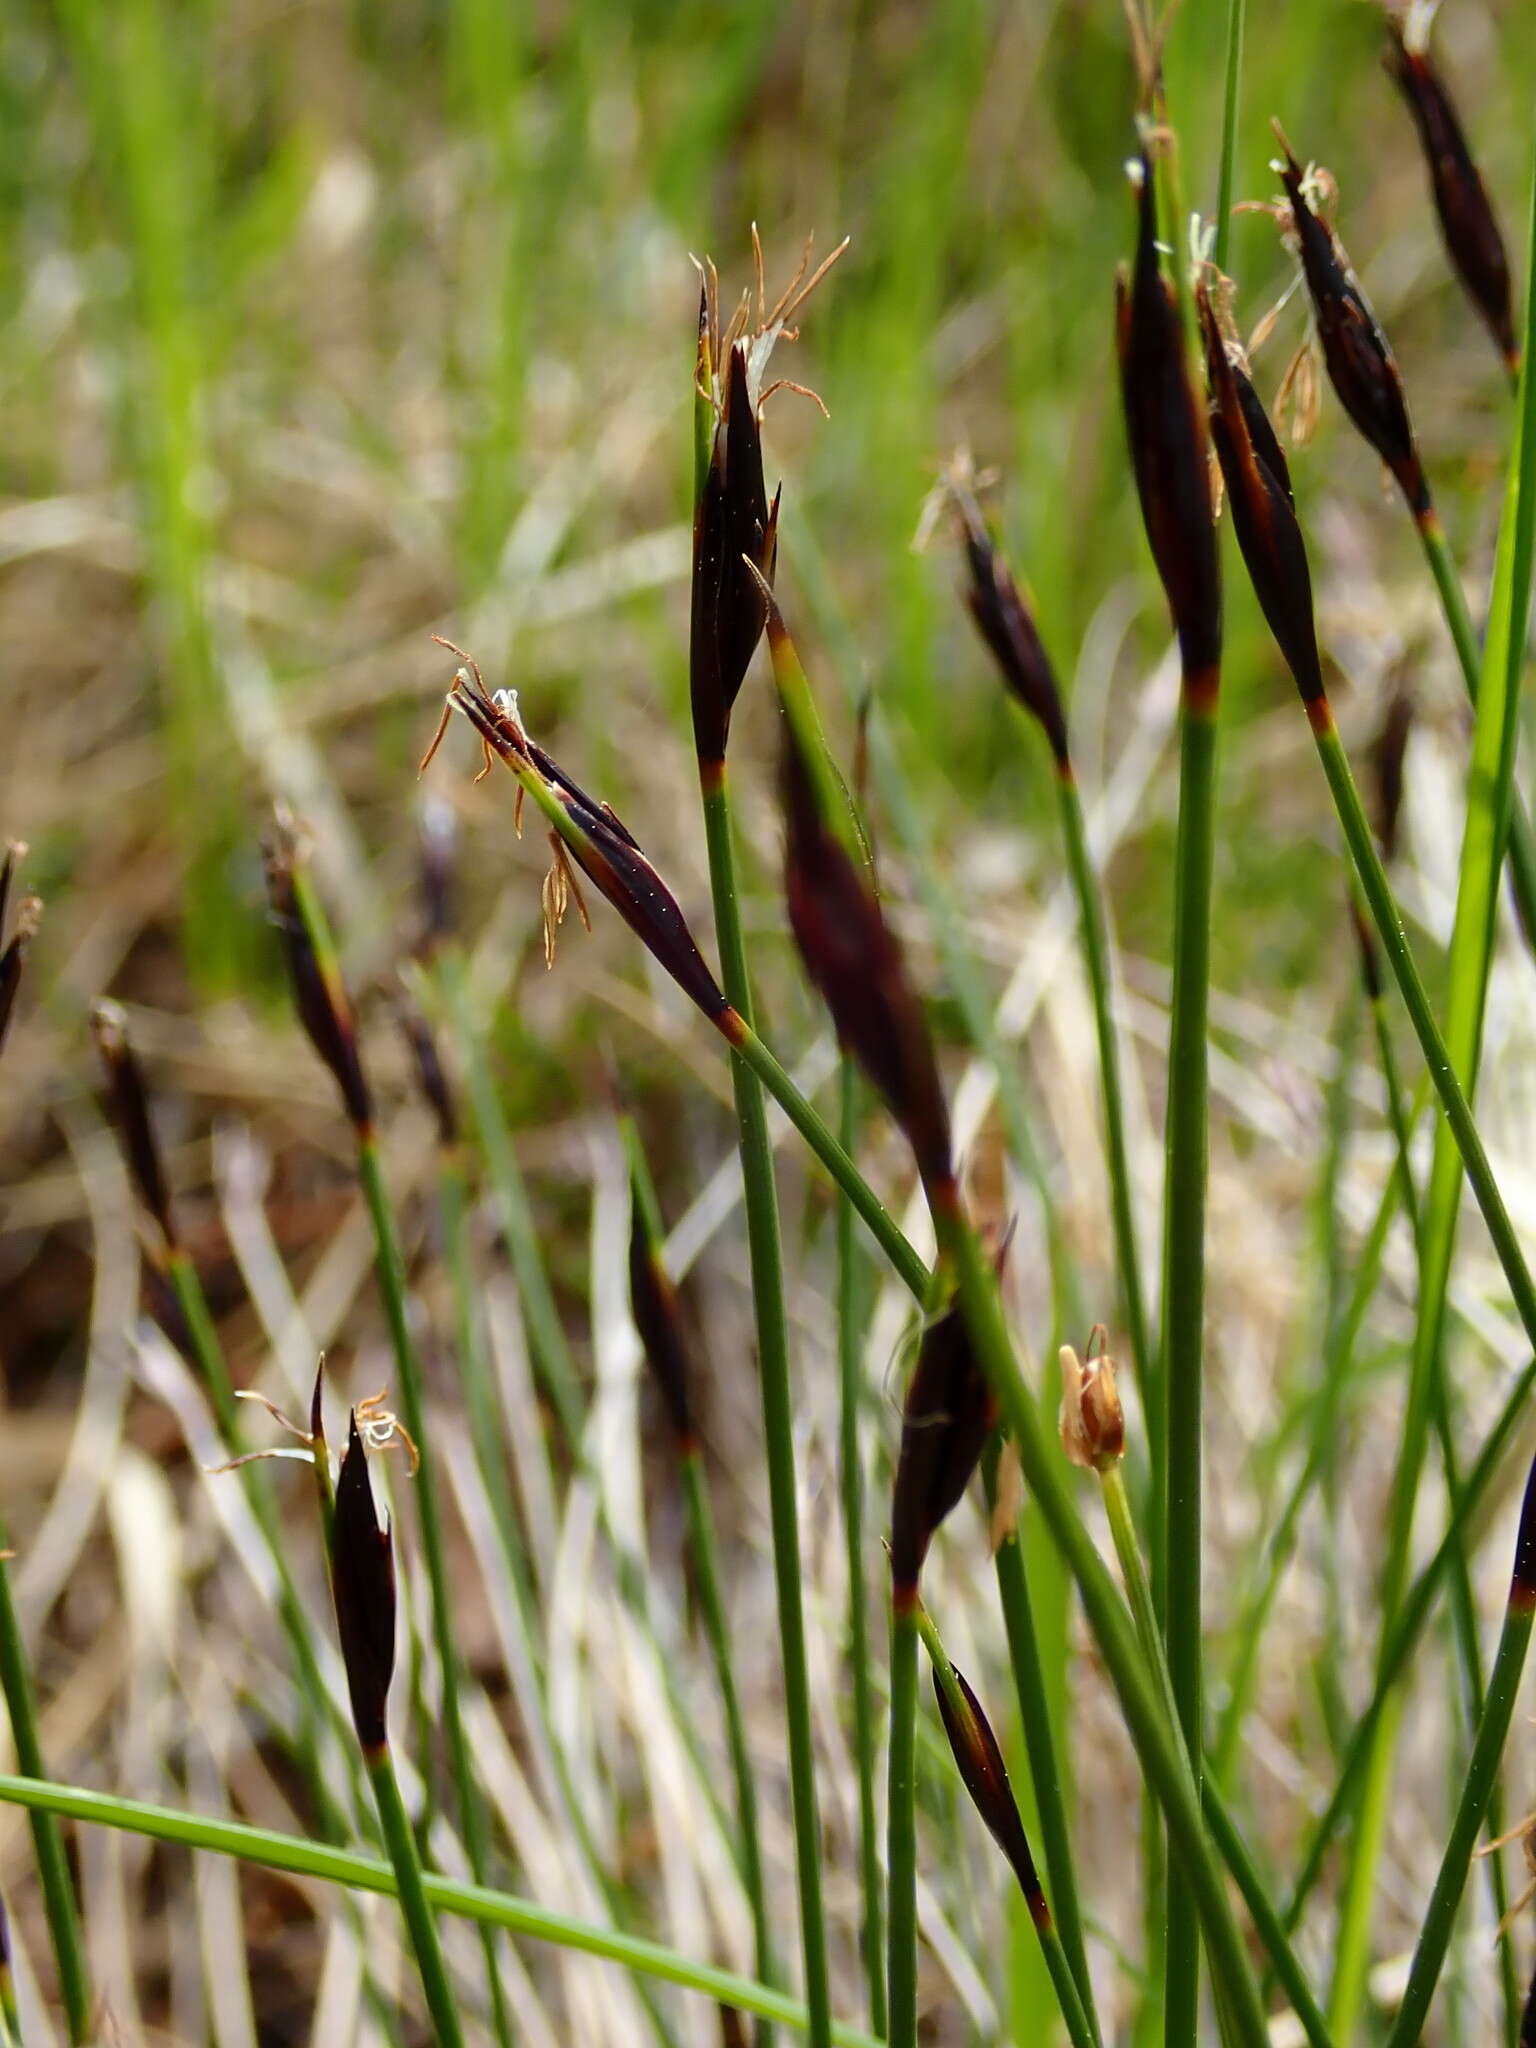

left=886, top=1590, right=921, bottom=2048
left=0, top=1774, right=884, bottom=2048
left=1384, top=1453, right=1536, bottom=2048
left=367, top=1742, right=467, bottom=2048
left=836, top=1063, right=887, bottom=2040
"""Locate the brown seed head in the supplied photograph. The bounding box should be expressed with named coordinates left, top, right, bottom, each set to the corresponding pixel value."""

left=780, top=717, right=952, bottom=1192
left=932, top=1657, right=1050, bottom=1924
left=691, top=342, right=780, bottom=765
left=331, top=1412, right=397, bottom=1752
left=949, top=479, right=1071, bottom=769
left=1372, top=682, right=1415, bottom=863
left=91, top=1000, right=178, bottom=1252
left=1115, top=151, right=1222, bottom=686
left=416, top=794, right=459, bottom=959
left=628, top=1191, right=695, bottom=1450
left=392, top=987, right=458, bottom=1150
left=262, top=819, right=374, bottom=1137
left=1385, top=17, right=1517, bottom=373
left=1275, top=133, right=1431, bottom=516
left=1058, top=1332, right=1125, bottom=1472
left=0, top=847, right=40, bottom=1062
left=890, top=1291, right=998, bottom=1593
left=1198, top=277, right=1326, bottom=706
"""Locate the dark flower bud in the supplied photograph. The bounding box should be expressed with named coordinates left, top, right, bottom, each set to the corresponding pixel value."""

left=0, top=845, right=40, bottom=1062
left=436, top=667, right=730, bottom=1026
left=1275, top=135, right=1431, bottom=518
left=331, top=1413, right=396, bottom=1753
left=890, top=1291, right=997, bottom=1595
left=1349, top=895, right=1385, bottom=1002
left=1385, top=16, right=1516, bottom=374
left=777, top=669, right=952, bottom=1193
left=950, top=484, right=1071, bottom=770
left=416, top=794, right=459, bottom=959
left=1372, top=683, right=1414, bottom=863
left=262, top=818, right=374, bottom=1137
left=691, top=342, right=780, bottom=766
left=932, top=1657, right=1052, bottom=1930
left=1115, top=152, right=1222, bottom=693
left=91, top=1000, right=178, bottom=1252
left=1197, top=279, right=1326, bottom=706
left=392, top=988, right=458, bottom=1150
left=1511, top=1443, right=1536, bottom=1615
left=628, top=1178, right=695, bottom=1450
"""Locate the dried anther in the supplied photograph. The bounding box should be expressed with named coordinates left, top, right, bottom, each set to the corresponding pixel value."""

left=425, top=644, right=730, bottom=1025
left=890, top=1291, right=998, bottom=1593
left=1116, top=151, right=1222, bottom=690
left=1385, top=11, right=1516, bottom=372
left=1273, top=131, right=1431, bottom=517
left=262, top=813, right=373, bottom=1137
left=209, top=1380, right=418, bottom=1477
left=943, top=460, right=1071, bottom=770
left=91, top=1000, right=178, bottom=1253
left=331, top=1412, right=398, bottom=1753
left=932, top=1656, right=1052, bottom=1928
left=1197, top=274, right=1326, bottom=706
left=1058, top=1326, right=1125, bottom=1472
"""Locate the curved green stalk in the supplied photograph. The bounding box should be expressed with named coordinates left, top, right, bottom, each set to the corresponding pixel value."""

left=886, top=1595, right=920, bottom=2048
left=1160, top=692, right=1219, bottom=2048
left=1211, top=0, right=1246, bottom=276
left=987, top=1445, right=1100, bottom=2044
left=367, top=1741, right=466, bottom=2048
left=0, top=1774, right=883, bottom=2048
left=836, top=1062, right=887, bottom=2040
left=679, top=1447, right=774, bottom=2044
left=0, top=1555, right=90, bottom=2042
left=700, top=766, right=832, bottom=2048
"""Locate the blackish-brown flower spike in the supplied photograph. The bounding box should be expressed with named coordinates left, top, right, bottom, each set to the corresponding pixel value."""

left=932, top=1657, right=1052, bottom=1932
left=890, top=1291, right=998, bottom=1597
left=431, top=655, right=731, bottom=1026
left=262, top=817, right=374, bottom=1137
left=778, top=674, right=952, bottom=1195
left=1116, top=151, right=1222, bottom=698
left=948, top=477, right=1071, bottom=772
left=331, top=1412, right=396, bottom=1755
left=91, top=1000, right=178, bottom=1254
left=392, top=987, right=458, bottom=1151
left=1372, top=683, right=1415, bottom=863
left=691, top=341, right=780, bottom=767
left=0, top=844, right=40, bottom=1062
left=415, top=794, right=459, bottom=960
left=1197, top=276, right=1325, bottom=706
left=1385, top=11, right=1517, bottom=374
left=1275, top=132, right=1431, bottom=518
left=628, top=1175, right=696, bottom=1452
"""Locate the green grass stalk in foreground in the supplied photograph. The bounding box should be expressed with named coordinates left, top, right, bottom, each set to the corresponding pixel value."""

left=886, top=1590, right=920, bottom=2048
left=329, top=1414, right=465, bottom=2048
left=0, top=1774, right=885, bottom=2048
left=1116, top=140, right=1223, bottom=2048
left=1383, top=1449, right=1536, bottom=2047
left=836, top=1063, right=887, bottom=2040
left=915, top=1603, right=1098, bottom=2048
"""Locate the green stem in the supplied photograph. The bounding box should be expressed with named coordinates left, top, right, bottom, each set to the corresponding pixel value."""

left=1160, top=692, right=1219, bottom=2048
left=927, top=1191, right=1272, bottom=2038
left=0, top=1774, right=884, bottom=2048
left=914, top=1605, right=1099, bottom=2048
left=367, top=1743, right=467, bottom=2048
left=886, top=1595, right=920, bottom=2048
left=836, top=1062, right=887, bottom=2041
left=1383, top=1514, right=1536, bottom=2047
left=700, top=767, right=832, bottom=2048
left=0, top=1554, right=90, bottom=2042
left=988, top=1445, right=1100, bottom=2045
left=680, top=1447, right=774, bottom=2045
left=1211, top=0, right=1245, bottom=276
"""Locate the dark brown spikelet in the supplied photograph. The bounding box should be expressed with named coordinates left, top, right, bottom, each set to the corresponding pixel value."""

left=416, top=794, right=458, bottom=958
left=1276, top=137, right=1431, bottom=518
left=1511, top=1444, right=1536, bottom=1615
left=0, top=844, right=40, bottom=1062
left=890, top=1292, right=997, bottom=1595
left=1372, top=683, right=1415, bottom=863
left=1115, top=152, right=1222, bottom=688
left=933, top=1659, right=1051, bottom=1930
left=1522, top=1955, right=1536, bottom=2048
left=262, top=823, right=374, bottom=1136
left=628, top=1185, right=695, bottom=1449
left=91, top=1000, right=178, bottom=1251
left=331, top=1413, right=397, bottom=1752
left=392, top=989, right=458, bottom=1150
left=1198, top=280, right=1326, bottom=706
left=445, top=677, right=731, bottom=1025
left=780, top=718, right=952, bottom=1192
left=691, top=341, right=780, bottom=766
left=952, top=487, right=1071, bottom=769
left=1385, top=18, right=1516, bottom=373
left=1349, top=895, right=1384, bottom=1002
